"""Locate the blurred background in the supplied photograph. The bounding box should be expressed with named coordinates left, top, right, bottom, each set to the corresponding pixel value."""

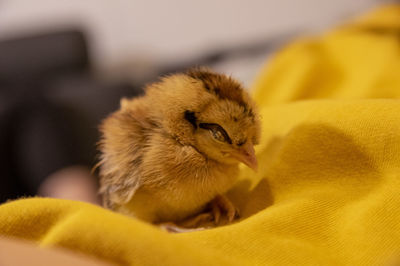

left=0, top=0, right=393, bottom=204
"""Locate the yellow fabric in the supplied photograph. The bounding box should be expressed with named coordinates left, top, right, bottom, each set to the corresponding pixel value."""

left=1, top=5, right=400, bottom=265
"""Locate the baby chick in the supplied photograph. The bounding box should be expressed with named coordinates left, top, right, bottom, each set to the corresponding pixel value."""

left=97, top=68, right=261, bottom=229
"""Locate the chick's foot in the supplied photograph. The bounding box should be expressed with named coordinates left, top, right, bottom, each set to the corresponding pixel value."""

left=210, top=194, right=240, bottom=225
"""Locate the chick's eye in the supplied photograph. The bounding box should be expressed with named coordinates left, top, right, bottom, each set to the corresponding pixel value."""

left=199, top=123, right=232, bottom=144
left=211, top=128, right=225, bottom=142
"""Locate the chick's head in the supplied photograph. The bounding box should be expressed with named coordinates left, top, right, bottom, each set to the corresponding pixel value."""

left=144, top=68, right=261, bottom=170
left=183, top=69, right=261, bottom=170
left=194, top=100, right=260, bottom=170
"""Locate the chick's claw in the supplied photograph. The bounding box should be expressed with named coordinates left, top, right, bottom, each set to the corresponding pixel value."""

left=210, top=194, right=240, bottom=225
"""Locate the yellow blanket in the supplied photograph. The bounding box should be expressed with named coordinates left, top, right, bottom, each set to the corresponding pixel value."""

left=1, top=5, right=400, bottom=265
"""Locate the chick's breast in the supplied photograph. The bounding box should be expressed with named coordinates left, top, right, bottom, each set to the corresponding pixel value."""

left=132, top=133, right=239, bottom=223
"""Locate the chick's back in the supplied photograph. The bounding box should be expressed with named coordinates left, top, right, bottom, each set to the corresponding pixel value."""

left=98, top=97, right=153, bottom=210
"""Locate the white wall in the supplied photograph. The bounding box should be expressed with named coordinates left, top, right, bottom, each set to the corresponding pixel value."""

left=0, top=0, right=386, bottom=73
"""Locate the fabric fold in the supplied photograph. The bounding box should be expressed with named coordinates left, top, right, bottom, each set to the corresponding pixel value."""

left=1, top=5, right=400, bottom=266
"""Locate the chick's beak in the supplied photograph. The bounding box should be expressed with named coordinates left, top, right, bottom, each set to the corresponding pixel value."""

left=231, top=141, right=258, bottom=171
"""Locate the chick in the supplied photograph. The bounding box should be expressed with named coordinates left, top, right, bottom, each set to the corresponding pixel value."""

left=97, top=68, right=261, bottom=229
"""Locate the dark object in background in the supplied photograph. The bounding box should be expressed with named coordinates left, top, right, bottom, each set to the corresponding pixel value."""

left=0, top=30, right=89, bottom=81
left=0, top=29, right=142, bottom=203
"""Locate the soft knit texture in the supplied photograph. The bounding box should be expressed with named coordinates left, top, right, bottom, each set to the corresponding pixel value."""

left=1, top=5, right=400, bottom=266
